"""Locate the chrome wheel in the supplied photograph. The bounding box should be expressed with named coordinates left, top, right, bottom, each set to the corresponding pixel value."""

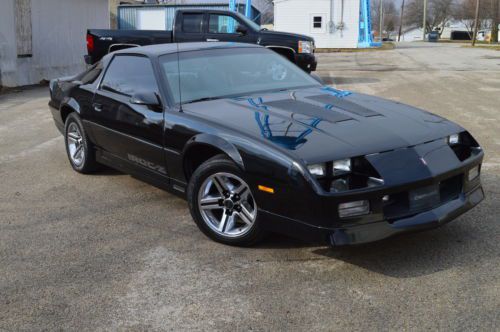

left=198, top=172, right=257, bottom=238
left=67, top=122, right=85, bottom=167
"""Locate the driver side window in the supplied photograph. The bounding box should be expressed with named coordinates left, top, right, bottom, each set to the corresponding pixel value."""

left=208, top=14, right=239, bottom=34
left=101, top=55, right=159, bottom=97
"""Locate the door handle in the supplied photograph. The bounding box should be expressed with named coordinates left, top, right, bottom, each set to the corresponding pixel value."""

left=206, top=38, right=219, bottom=42
left=93, top=103, right=102, bottom=112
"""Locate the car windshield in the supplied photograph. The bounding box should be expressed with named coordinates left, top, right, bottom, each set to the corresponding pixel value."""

left=234, top=12, right=261, bottom=31
left=160, top=47, right=320, bottom=104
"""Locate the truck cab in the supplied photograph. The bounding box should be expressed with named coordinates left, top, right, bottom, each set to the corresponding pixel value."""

left=86, top=9, right=317, bottom=72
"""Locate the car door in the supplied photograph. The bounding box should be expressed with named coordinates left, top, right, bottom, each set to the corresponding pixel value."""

left=173, top=12, right=206, bottom=43
left=204, top=12, right=257, bottom=44
left=90, top=54, right=167, bottom=175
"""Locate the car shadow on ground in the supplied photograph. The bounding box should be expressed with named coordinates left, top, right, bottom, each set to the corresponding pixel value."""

left=256, top=221, right=488, bottom=279
left=90, top=167, right=123, bottom=176
left=312, top=224, right=487, bottom=278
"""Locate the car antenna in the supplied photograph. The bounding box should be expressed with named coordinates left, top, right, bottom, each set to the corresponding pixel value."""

left=176, top=42, right=183, bottom=112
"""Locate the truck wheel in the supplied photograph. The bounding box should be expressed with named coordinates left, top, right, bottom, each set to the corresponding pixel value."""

left=187, top=155, right=265, bottom=246
left=64, top=113, right=98, bottom=174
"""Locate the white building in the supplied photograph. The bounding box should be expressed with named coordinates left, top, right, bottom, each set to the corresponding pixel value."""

left=274, top=0, right=369, bottom=49
left=0, top=0, right=109, bottom=88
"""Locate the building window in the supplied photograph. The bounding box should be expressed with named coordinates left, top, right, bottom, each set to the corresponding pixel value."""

left=313, top=16, right=322, bottom=29
left=15, top=0, right=32, bottom=57
left=311, top=14, right=326, bottom=33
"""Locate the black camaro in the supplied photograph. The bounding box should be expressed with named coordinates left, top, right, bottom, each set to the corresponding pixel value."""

left=49, top=43, right=484, bottom=246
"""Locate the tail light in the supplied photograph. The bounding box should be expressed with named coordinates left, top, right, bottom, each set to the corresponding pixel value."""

left=86, top=34, right=94, bottom=54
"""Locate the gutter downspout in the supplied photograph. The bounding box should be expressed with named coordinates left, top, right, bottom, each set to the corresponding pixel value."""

left=329, top=0, right=335, bottom=33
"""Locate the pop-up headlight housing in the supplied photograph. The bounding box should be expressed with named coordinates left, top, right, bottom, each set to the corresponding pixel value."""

left=307, top=156, right=384, bottom=193
left=448, top=131, right=482, bottom=162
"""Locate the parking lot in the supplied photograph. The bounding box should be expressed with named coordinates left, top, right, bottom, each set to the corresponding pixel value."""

left=1, top=42, right=499, bottom=330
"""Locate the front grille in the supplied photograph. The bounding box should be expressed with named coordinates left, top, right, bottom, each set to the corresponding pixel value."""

left=383, top=174, right=463, bottom=221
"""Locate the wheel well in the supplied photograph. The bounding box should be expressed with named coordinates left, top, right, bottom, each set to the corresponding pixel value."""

left=60, top=105, right=75, bottom=123
left=268, top=47, right=295, bottom=63
left=183, top=144, right=226, bottom=180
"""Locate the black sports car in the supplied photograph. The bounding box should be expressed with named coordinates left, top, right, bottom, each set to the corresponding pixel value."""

left=49, top=43, right=484, bottom=246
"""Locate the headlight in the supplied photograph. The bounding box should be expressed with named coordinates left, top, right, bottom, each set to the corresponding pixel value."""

left=333, top=159, right=351, bottom=175
left=307, top=163, right=326, bottom=177
left=307, top=156, right=383, bottom=193
left=298, top=40, right=313, bottom=54
left=447, top=133, right=460, bottom=145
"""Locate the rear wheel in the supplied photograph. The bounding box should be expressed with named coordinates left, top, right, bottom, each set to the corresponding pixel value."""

left=64, top=113, right=98, bottom=173
left=187, top=155, right=265, bottom=246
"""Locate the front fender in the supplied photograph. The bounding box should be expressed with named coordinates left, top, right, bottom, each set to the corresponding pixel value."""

left=183, top=133, right=245, bottom=170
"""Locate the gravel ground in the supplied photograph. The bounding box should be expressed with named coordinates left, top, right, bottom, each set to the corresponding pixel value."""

left=0, top=42, right=499, bottom=331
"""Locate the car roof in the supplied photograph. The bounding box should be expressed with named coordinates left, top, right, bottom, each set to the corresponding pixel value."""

left=113, top=42, right=262, bottom=57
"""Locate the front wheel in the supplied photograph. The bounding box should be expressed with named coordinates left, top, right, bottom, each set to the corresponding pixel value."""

left=187, top=155, right=265, bottom=246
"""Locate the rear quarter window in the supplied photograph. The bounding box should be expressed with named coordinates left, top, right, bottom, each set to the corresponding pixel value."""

left=182, top=13, right=203, bottom=33
left=80, top=63, right=103, bottom=84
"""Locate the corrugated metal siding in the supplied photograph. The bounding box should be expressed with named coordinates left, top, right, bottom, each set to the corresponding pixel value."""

left=118, top=6, right=137, bottom=30
left=118, top=4, right=260, bottom=30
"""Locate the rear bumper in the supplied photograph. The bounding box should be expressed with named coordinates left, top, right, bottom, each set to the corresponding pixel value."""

left=84, top=55, right=93, bottom=65
left=49, top=102, right=64, bottom=134
left=260, top=184, right=484, bottom=246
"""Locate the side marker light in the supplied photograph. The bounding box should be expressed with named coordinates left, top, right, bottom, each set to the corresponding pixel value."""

left=258, top=185, right=275, bottom=194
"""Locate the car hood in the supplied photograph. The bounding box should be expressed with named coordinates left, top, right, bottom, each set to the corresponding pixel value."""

left=260, top=30, right=314, bottom=42
left=181, top=87, right=463, bottom=164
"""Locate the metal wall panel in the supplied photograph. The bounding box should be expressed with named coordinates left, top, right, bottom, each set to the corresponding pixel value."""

left=118, top=6, right=137, bottom=30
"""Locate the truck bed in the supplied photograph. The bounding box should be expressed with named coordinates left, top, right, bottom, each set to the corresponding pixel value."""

left=86, top=29, right=173, bottom=65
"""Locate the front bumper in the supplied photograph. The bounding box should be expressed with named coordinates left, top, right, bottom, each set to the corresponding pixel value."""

left=330, top=185, right=484, bottom=245
left=296, top=53, right=317, bottom=72
left=260, top=183, right=484, bottom=246
left=257, top=143, right=484, bottom=246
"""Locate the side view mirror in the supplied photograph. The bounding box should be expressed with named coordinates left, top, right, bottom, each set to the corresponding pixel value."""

left=130, top=91, right=161, bottom=108
left=310, top=73, right=325, bottom=85
left=236, top=25, right=248, bottom=35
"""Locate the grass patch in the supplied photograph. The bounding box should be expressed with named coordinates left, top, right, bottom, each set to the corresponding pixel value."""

left=461, top=45, right=500, bottom=51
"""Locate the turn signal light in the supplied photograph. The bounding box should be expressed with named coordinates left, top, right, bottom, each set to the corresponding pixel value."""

left=258, top=185, right=275, bottom=194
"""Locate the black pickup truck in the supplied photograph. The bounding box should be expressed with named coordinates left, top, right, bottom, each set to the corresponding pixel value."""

left=86, top=9, right=317, bottom=72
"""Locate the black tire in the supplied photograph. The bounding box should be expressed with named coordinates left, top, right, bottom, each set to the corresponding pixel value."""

left=187, top=154, right=266, bottom=246
left=64, top=113, right=98, bottom=174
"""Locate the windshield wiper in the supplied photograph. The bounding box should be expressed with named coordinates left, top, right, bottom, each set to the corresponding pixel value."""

left=182, top=97, right=221, bottom=105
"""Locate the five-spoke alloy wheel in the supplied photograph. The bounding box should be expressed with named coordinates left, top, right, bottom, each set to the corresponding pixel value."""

left=64, top=113, right=98, bottom=173
left=188, top=155, right=265, bottom=246
left=198, top=172, right=257, bottom=238
left=67, top=122, right=85, bottom=167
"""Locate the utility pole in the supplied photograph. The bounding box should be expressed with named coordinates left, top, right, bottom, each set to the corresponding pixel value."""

left=492, top=0, right=499, bottom=43
left=472, top=0, right=480, bottom=46
left=379, top=0, right=384, bottom=41
left=422, top=0, right=428, bottom=41
left=398, top=0, right=405, bottom=42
